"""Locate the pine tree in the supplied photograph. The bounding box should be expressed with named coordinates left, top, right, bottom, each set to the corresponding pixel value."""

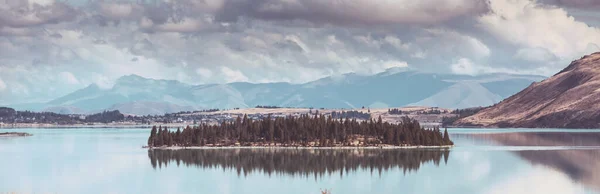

left=148, top=126, right=157, bottom=146
left=175, top=128, right=181, bottom=145
left=155, top=126, right=163, bottom=146
left=443, top=128, right=451, bottom=145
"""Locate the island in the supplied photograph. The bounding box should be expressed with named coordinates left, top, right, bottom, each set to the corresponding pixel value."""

left=146, top=114, right=453, bottom=148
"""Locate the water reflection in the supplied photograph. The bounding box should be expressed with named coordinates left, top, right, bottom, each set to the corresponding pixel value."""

left=148, top=148, right=450, bottom=178
left=462, top=132, right=600, bottom=192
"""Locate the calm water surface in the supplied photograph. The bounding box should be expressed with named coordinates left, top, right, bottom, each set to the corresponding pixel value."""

left=1, top=128, right=599, bottom=194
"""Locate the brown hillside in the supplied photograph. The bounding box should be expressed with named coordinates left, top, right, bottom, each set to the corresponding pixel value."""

left=456, top=52, right=600, bottom=128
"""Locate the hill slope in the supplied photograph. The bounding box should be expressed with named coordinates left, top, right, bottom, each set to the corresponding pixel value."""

left=456, top=52, right=600, bottom=128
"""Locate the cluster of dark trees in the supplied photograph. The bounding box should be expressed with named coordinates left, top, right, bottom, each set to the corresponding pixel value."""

left=165, top=109, right=220, bottom=116
left=388, top=108, right=403, bottom=115
left=419, top=109, right=446, bottom=114
left=0, top=107, right=17, bottom=117
left=84, top=110, right=124, bottom=123
left=195, top=109, right=220, bottom=113
left=0, top=107, right=78, bottom=124
left=388, top=108, right=447, bottom=115
left=255, top=105, right=282, bottom=109
left=147, top=115, right=453, bottom=147
left=0, top=107, right=126, bottom=124
left=442, top=107, right=487, bottom=127
left=148, top=149, right=450, bottom=178
left=451, top=107, right=486, bottom=116
left=330, top=110, right=370, bottom=120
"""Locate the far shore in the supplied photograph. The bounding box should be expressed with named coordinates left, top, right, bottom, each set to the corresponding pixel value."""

left=0, top=132, right=33, bottom=137
left=145, top=145, right=453, bottom=150
left=0, top=123, right=191, bottom=129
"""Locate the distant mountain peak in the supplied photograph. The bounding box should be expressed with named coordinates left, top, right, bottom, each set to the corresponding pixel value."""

left=116, top=74, right=147, bottom=82
left=29, top=69, right=544, bottom=115
left=84, top=83, right=101, bottom=90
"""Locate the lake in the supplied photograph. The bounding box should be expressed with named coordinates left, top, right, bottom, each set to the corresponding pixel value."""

left=1, top=128, right=599, bottom=194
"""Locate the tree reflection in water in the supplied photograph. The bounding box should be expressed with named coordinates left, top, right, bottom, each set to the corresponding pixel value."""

left=148, top=148, right=450, bottom=178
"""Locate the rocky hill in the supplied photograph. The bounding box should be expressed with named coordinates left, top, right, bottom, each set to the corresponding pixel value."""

left=456, top=52, right=600, bottom=128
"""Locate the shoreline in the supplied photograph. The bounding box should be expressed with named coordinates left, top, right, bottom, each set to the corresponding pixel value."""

left=146, top=145, right=454, bottom=150
left=0, top=123, right=190, bottom=129
left=0, top=132, right=33, bottom=137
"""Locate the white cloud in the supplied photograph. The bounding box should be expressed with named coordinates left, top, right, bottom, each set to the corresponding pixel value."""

left=451, top=58, right=480, bottom=75
left=60, top=71, right=80, bottom=85
left=411, top=51, right=427, bottom=59
left=29, top=0, right=55, bottom=7
left=146, top=18, right=207, bottom=33
left=451, top=57, right=556, bottom=76
left=99, top=2, right=134, bottom=20
left=514, top=47, right=558, bottom=62
left=284, top=35, right=310, bottom=53
left=220, top=67, right=249, bottom=83
left=478, top=0, right=600, bottom=59
left=384, top=36, right=410, bottom=51
left=382, top=61, right=409, bottom=69
left=196, top=68, right=213, bottom=78
left=423, top=29, right=491, bottom=59
left=0, top=78, right=6, bottom=91
left=92, top=73, right=114, bottom=89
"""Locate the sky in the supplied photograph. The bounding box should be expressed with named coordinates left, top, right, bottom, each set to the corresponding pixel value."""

left=0, top=0, right=600, bottom=104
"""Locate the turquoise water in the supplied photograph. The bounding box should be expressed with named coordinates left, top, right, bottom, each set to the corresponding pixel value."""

left=0, top=128, right=599, bottom=194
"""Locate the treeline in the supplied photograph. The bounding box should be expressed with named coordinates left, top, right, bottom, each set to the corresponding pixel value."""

left=451, top=107, right=486, bottom=117
left=388, top=108, right=403, bottom=115
left=0, top=107, right=78, bottom=124
left=147, top=115, right=453, bottom=147
left=194, top=109, right=220, bottom=113
left=442, top=107, right=487, bottom=127
left=255, top=105, right=282, bottom=109
left=330, top=110, right=370, bottom=120
left=0, top=107, right=125, bottom=124
left=84, top=110, right=124, bottom=123
left=419, top=109, right=445, bottom=114
left=148, top=149, right=450, bottom=178
left=0, top=107, right=16, bottom=117
left=166, top=109, right=220, bottom=116
left=388, top=108, right=447, bottom=115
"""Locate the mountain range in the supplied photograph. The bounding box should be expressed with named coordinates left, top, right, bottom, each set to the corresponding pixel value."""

left=9, top=68, right=545, bottom=115
left=456, top=52, right=600, bottom=128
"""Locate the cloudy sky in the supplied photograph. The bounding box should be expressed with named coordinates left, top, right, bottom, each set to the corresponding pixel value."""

left=0, top=0, right=599, bottom=104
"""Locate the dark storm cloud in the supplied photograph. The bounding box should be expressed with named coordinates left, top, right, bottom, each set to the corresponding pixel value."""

left=541, top=0, right=600, bottom=9
left=0, top=1, right=78, bottom=28
left=215, top=0, right=490, bottom=26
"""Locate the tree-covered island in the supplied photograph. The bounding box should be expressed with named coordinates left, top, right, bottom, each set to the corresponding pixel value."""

left=147, top=114, right=453, bottom=148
